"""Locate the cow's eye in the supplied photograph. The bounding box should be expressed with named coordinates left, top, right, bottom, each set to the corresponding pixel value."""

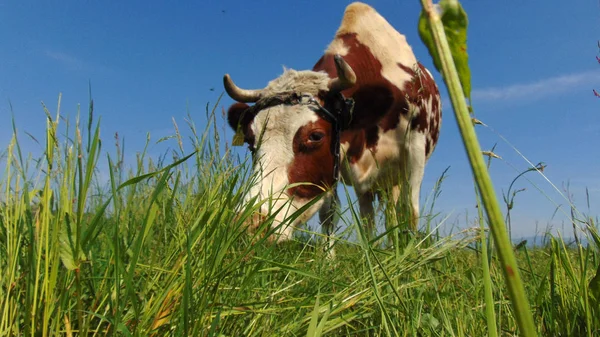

left=308, top=132, right=324, bottom=142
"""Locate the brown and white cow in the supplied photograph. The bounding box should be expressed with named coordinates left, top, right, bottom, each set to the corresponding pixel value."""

left=224, top=2, right=441, bottom=251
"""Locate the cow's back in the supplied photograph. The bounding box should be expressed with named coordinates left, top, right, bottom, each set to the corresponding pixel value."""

left=313, top=1, right=441, bottom=191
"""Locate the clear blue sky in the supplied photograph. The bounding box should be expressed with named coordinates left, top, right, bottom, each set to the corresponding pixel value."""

left=1, top=1, right=599, bottom=239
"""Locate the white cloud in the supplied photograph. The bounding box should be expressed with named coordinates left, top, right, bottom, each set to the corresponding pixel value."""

left=472, top=69, right=600, bottom=102
left=45, top=50, right=87, bottom=70
left=44, top=50, right=113, bottom=73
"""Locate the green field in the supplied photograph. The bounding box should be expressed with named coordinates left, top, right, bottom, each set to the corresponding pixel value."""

left=1, top=98, right=598, bottom=336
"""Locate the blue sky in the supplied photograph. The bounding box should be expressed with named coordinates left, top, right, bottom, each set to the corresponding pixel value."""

left=1, top=1, right=599, bottom=239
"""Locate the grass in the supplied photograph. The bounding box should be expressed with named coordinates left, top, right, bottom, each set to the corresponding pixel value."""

left=0, top=95, right=599, bottom=336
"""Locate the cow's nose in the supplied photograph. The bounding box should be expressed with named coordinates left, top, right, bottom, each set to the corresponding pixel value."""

left=245, top=212, right=266, bottom=232
left=234, top=211, right=267, bottom=235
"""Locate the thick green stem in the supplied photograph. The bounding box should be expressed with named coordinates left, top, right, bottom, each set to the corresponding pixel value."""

left=419, top=0, right=537, bottom=335
left=477, top=189, right=498, bottom=337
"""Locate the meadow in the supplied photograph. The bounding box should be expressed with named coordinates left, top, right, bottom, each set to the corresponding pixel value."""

left=0, top=95, right=598, bottom=336
left=1, top=1, right=599, bottom=335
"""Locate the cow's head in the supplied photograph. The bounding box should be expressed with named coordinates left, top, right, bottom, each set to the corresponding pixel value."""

left=224, top=55, right=356, bottom=241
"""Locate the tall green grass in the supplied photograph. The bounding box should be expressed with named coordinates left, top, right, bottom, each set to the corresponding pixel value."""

left=0, top=94, right=598, bottom=336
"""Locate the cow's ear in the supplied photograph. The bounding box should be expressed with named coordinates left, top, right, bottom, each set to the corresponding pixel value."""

left=228, top=103, right=255, bottom=146
left=227, top=102, right=251, bottom=131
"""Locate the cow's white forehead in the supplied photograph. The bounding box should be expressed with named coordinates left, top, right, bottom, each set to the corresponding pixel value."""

left=262, top=68, right=330, bottom=97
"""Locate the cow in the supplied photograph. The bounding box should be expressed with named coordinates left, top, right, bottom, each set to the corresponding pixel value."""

left=223, top=2, right=441, bottom=253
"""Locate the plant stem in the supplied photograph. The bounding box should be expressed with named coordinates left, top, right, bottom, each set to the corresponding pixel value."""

left=476, top=188, right=498, bottom=337
left=419, top=0, right=537, bottom=335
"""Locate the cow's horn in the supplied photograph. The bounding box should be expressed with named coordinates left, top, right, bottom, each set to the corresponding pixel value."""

left=223, top=74, right=263, bottom=103
left=328, top=55, right=357, bottom=93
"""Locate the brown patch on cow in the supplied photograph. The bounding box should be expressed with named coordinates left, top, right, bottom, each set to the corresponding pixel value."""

left=340, top=129, right=365, bottom=164
left=365, top=126, right=379, bottom=148
left=337, top=125, right=379, bottom=165
left=287, top=119, right=334, bottom=199
left=313, top=33, right=397, bottom=164
left=314, top=33, right=397, bottom=131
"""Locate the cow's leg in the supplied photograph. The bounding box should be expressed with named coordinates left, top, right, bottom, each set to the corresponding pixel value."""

left=272, top=202, right=298, bottom=243
left=319, top=191, right=340, bottom=258
left=273, top=222, right=295, bottom=243
left=357, top=191, right=375, bottom=240
left=387, top=135, right=426, bottom=234
left=382, top=185, right=401, bottom=247
left=405, top=134, right=427, bottom=232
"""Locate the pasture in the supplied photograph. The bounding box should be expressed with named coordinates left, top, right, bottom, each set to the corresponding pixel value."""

left=1, top=1, right=599, bottom=336
left=0, top=99, right=598, bottom=336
